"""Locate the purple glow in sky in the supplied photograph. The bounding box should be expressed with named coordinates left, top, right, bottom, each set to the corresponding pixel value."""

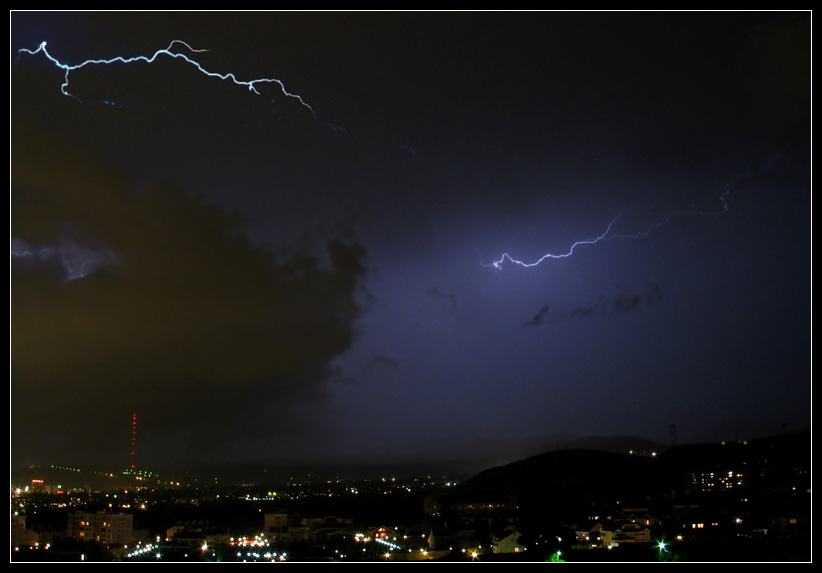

left=11, top=11, right=810, bottom=469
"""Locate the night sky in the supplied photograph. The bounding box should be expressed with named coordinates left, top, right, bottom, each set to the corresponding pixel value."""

left=10, top=12, right=811, bottom=469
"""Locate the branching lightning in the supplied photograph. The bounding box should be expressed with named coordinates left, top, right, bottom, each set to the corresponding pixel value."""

left=487, top=190, right=730, bottom=270
left=12, top=40, right=360, bottom=282
left=15, top=40, right=347, bottom=134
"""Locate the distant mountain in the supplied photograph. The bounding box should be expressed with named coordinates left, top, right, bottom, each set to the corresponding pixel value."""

left=451, top=429, right=810, bottom=516
left=455, top=448, right=661, bottom=507
left=385, top=432, right=668, bottom=474
left=10, top=433, right=671, bottom=487
left=158, top=433, right=671, bottom=483
left=11, top=464, right=144, bottom=491
left=18, top=431, right=807, bottom=489
left=693, top=417, right=808, bottom=445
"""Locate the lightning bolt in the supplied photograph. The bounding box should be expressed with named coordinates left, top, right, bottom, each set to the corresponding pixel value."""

left=487, top=189, right=729, bottom=270
left=14, top=40, right=347, bottom=134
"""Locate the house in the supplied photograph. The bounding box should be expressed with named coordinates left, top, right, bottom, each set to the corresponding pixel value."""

left=491, top=526, right=526, bottom=554
left=573, top=520, right=604, bottom=548
left=427, top=526, right=481, bottom=552
left=600, top=521, right=651, bottom=547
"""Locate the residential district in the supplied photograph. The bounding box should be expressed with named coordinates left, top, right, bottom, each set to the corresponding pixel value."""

left=10, top=430, right=810, bottom=562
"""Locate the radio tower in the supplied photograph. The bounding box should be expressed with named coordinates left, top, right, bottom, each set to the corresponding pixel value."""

left=129, top=413, right=138, bottom=474
left=669, top=421, right=678, bottom=447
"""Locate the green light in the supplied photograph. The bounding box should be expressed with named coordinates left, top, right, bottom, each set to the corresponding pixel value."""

left=547, top=551, right=565, bottom=562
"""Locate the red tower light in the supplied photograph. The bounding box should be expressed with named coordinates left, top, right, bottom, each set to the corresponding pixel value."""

left=130, top=413, right=138, bottom=470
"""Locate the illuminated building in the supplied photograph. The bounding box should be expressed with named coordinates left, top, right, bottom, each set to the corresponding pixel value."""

left=599, top=521, right=652, bottom=547
left=690, top=469, right=746, bottom=492
left=11, top=515, right=39, bottom=549
left=67, top=511, right=134, bottom=547
left=491, top=526, right=526, bottom=553
left=264, top=513, right=288, bottom=538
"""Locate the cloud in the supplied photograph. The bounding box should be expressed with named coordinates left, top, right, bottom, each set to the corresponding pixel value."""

left=370, top=354, right=400, bottom=370
left=523, top=284, right=662, bottom=327
left=523, top=304, right=551, bottom=327
left=10, top=127, right=367, bottom=466
left=426, top=285, right=458, bottom=314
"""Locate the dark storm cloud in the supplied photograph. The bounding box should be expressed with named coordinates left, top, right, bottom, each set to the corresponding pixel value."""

left=523, top=284, right=663, bottom=327
left=10, top=127, right=367, bottom=465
